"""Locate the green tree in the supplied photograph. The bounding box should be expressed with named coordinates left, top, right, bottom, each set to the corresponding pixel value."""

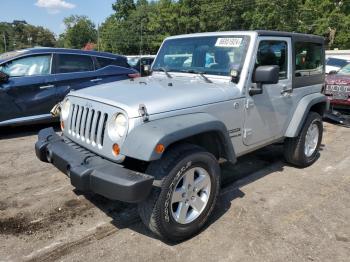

left=299, top=0, right=350, bottom=49
left=99, top=0, right=350, bottom=55
left=0, top=21, right=56, bottom=53
left=60, top=15, right=97, bottom=49
left=242, top=0, right=302, bottom=31
left=112, top=0, right=136, bottom=21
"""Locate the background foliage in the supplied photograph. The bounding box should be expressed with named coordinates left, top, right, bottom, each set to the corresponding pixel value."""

left=0, top=21, right=56, bottom=53
left=1, top=0, right=349, bottom=54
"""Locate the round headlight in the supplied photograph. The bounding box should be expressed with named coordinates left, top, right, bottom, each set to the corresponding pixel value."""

left=110, top=114, right=128, bottom=138
left=61, top=99, right=71, bottom=121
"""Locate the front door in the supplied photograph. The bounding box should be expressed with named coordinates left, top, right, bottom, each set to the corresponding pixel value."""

left=243, top=37, right=294, bottom=146
left=52, top=53, right=100, bottom=102
left=0, top=54, right=56, bottom=122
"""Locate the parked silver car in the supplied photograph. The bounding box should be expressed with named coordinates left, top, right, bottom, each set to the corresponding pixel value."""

left=35, top=31, right=327, bottom=241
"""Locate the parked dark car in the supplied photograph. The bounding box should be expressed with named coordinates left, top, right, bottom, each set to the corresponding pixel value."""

left=0, top=48, right=138, bottom=126
left=324, top=63, right=350, bottom=110
left=127, top=55, right=155, bottom=76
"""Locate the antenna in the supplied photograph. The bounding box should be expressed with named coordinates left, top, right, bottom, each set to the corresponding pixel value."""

left=139, top=19, right=143, bottom=72
left=3, top=33, right=7, bottom=52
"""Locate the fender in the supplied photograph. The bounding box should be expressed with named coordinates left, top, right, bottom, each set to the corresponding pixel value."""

left=120, top=113, right=236, bottom=163
left=285, top=93, right=327, bottom=137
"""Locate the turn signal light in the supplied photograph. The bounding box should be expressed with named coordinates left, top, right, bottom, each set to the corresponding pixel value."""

left=112, top=143, right=120, bottom=156
left=155, top=144, right=165, bottom=154
left=60, top=121, right=64, bottom=130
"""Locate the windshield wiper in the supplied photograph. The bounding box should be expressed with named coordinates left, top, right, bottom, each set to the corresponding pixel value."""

left=153, top=67, right=172, bottom=79
left=181, top=69, right=212, bottom=83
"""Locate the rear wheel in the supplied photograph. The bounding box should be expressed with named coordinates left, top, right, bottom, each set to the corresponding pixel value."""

left=284, top=111, right=323, bottom=167
left=138, top=144, right=220, bottom=242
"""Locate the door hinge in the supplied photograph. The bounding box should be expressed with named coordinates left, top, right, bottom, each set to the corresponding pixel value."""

left=243, top=128, right=253, bottom=138
left=245, top=99, right=254, bottom=109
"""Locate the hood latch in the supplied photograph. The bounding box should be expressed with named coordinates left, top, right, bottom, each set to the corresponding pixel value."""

left=139, top=104, right=149, bottom=122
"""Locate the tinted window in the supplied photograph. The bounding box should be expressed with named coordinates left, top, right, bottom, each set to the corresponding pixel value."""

left=0, top=54, right=51, bottom=77
left=57, top=54, right=94, bottom=73
left=96, top=57, right=114, bottom=69
left=114, top=57, right=130, bottom=68
left=295, top=42, right=323, bottom=76
left=256, top=40, right=288, bottom=79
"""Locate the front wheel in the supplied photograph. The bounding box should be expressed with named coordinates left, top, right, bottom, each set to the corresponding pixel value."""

left=284, top=111, right=323, bottom=167
left=138, top=144, right=220, bottom=242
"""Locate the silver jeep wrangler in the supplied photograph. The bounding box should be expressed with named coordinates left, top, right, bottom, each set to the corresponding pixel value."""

left=35, top=31, right=327, bottom=241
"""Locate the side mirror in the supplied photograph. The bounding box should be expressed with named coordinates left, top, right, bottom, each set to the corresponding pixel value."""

left=250, top=65, right=279, bottom=96
left=0, top=71, right=9, bottom=84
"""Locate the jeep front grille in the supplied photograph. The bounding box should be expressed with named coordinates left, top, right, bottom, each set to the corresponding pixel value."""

left=68, top=103, right=108, bottom=147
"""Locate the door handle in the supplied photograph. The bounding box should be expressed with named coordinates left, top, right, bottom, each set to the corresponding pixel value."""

left=40, top=84, right=55, bottom=90
left=90, top=78, right=102, bottom=83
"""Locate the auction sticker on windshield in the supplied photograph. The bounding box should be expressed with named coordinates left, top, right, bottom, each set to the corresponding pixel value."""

left=215, top=37, right=242, bottom=48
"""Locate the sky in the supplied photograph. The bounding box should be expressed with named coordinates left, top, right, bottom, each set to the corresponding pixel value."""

left=0, top=0, right=116, bottom=36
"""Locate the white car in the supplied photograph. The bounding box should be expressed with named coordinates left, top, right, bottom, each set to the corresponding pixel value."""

left=326, top=57, right=349, bottom=74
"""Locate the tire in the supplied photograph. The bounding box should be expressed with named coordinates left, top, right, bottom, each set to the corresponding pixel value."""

left=138, top=144, right=220, bottom=242
left=284, top=111, right=323, bottom=167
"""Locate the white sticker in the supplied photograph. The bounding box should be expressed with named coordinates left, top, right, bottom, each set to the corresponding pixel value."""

left=215, top=38, right=242, bottom=48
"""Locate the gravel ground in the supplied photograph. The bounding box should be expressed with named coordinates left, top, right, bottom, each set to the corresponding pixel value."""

left=0, top=122, right=349, bottom=262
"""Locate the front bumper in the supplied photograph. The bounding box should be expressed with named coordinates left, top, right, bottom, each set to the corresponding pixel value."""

left=326, top=95, right=350, bottom=108
left=35, top=128, right=154, bottom=203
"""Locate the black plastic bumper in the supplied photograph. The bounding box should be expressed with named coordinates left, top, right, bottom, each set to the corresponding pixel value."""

left=35, top=128, right=154, bottom=203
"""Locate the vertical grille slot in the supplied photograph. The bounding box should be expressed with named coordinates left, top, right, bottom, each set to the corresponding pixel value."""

left=71, top=105, right=78, bottom=134
left=80, top=108, right=89, bottom=138
left=100, top=114, right=108, bottom=146
left=85, top=109, right=94, bottom=142
left=75, top=106, right=83, bottom=137
left=90, top=110, right=99, bottom=143
left=69, top=104, right=75, bottom=131
left=96, top=113, right=108, bottom=146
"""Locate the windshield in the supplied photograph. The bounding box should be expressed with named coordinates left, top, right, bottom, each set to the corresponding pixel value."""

left=337, top=63, right=350, bottom=76
left=326, top=58, right=348, bottom=68
left=0, top=50, right=28, bottom=61
left=152, top=35, right=250, bottom=77
left=127, top=57, right=139, bottom=67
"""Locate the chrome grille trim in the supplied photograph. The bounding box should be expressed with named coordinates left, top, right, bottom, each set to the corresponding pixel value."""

left=67, top=104, right=108, bottom=148
left=63, top=96, right=127, bottom=163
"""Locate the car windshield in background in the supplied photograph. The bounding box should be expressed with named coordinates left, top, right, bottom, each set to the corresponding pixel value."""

left=326, top=57, right=349, bottom=68
left=127, top=57, right=139, bottom=67
left=152, top=35, right=250, bottom=77
left=0, top=50, right=28, bottom=61
left=337, top=63, right=350, bottom=76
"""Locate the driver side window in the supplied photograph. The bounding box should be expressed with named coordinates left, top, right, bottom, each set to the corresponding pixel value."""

left=0, top=55, right=51, bottom=77
left=256, top=40, right=288, bottom=79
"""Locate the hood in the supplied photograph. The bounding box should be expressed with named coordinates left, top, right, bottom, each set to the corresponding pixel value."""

left=326, top=74, right=350, bottom=85
left=69, top=75, right=237, bottom=118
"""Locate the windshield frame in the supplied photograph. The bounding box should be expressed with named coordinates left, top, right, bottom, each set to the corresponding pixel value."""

left=152, top=35, right=251, bottom=78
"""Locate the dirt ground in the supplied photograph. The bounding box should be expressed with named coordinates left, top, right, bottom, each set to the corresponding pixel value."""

left=0, top=122, right=349, bottom=262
